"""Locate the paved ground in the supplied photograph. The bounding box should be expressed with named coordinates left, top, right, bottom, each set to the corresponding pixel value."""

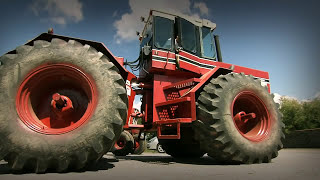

left=0, top=149, right=319, bottom=180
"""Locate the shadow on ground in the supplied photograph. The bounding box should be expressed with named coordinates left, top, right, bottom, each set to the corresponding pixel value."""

left=115, top=154, right=240, bottom=166
left=0, top=157, right=117, bottom=174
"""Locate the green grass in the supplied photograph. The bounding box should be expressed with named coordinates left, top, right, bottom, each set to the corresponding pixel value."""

left=144, top=149, right=159, bottom=153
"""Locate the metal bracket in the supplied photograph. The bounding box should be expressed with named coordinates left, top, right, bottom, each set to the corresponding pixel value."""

left=157, top=120, right=181, bottom=139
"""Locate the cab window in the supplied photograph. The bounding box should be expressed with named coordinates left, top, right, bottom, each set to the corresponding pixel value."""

left=180, top=19, right=197, bottom=53
left=154, top=16, right=173, bottom=50
left=201, top=27, right=216, bottom=59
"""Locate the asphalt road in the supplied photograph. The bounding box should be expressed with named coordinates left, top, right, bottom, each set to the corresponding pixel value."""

left=0, top=149, right=319, bottom=180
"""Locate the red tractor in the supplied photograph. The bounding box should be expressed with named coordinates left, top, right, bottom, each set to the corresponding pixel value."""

left=0, top=10, right=284, bottom=173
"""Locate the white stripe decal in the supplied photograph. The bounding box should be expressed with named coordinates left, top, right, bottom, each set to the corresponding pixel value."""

left=180, top=50, right=216, bottom=62
left=179, top=59, right=213, bottom=69
left=152, top=54, right=215, bottom=69
left=152, top=54, right=176, bottom=61
left=179, top=55, right=215, bottom=69
left=152, top=59, right=176, bottom=64
left=152, top=50, right=270, bottom=81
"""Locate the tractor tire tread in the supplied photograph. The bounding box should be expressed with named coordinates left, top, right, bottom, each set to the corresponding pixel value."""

left=194, top=73, right=284, bottom=164
left=0, top=38, right=128, bottom=172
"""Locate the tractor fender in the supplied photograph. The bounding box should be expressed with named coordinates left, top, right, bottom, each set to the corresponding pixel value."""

left=187, top=66, right=269, bottom=121
left=176, top=67, right=232, bottom=121
left=23, top=33, right=134, bottom=81
left=190, top=67, right=232, bottom=98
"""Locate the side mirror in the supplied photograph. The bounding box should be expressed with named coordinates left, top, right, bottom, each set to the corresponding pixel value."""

left=136, top=31, right=140, bottom=36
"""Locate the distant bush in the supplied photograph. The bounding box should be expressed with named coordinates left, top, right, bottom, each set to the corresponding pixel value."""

left=280, top=97, right=320, bottom=133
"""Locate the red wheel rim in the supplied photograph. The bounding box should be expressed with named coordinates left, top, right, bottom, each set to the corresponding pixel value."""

left=114, top=139, right=126, bottom=150
left=16, top=64, right=98, bottom=134
left=135, top=140, right=140, bottom=149
left=231, top=91, right=271, bottom=142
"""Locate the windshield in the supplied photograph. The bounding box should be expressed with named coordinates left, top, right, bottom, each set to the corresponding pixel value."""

left=201, top=27, right=216, bottom=59
left=154, top=16, right=173, bottom=50
left=180, top=19, right=197, bottom=53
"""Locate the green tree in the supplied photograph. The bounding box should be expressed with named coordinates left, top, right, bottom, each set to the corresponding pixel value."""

left=280, top=98, right=305, bottom=133
left=280, top=97, right=320, bottom=133
left=302, top=98, right=320, bottom=129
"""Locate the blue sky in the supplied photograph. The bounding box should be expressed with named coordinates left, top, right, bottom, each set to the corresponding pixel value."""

left=0, top=0, right=319, bottom=100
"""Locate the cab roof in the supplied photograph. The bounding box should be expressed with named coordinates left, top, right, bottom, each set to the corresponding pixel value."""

left=150, top=9, right=216, bottom=30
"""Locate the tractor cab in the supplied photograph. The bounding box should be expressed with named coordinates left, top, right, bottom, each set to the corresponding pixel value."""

left=137, top=9, right=222, bottom=77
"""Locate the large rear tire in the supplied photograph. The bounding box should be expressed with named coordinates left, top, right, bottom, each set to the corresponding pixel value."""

left=195, top=73, right=285, bottom=163
left=0, top=39, right=128, bottom=173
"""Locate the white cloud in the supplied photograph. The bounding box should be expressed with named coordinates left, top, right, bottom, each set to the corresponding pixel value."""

left=273, top=92, right=320, bottom=104
left=31, top=0, right=83, bottom=25
left=193, top=2, right=209, bottom=16
left=51, top=17, right=66, bottom=25
left=274, top=93, right=302, bottom=105
left=282, top=95, right=299, bottom=101
left=273, top=93, right=282, bottom=104
left=114, top=0, right=207, bottom=43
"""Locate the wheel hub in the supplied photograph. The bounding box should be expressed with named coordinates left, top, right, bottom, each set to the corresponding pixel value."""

left=49, top=93, right=76, bottom=128
left=231, top=91, right=271, bottom=142
left=115, top=139, right=126, bottom=149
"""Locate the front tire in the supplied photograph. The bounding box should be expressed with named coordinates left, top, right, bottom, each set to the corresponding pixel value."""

left=0, top=39, right=128, bottom=173
left=195, top=73, right=285, bottom=163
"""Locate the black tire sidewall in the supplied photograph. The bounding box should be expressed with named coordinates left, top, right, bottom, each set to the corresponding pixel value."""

left=133, top=139, right=146, bottom=154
